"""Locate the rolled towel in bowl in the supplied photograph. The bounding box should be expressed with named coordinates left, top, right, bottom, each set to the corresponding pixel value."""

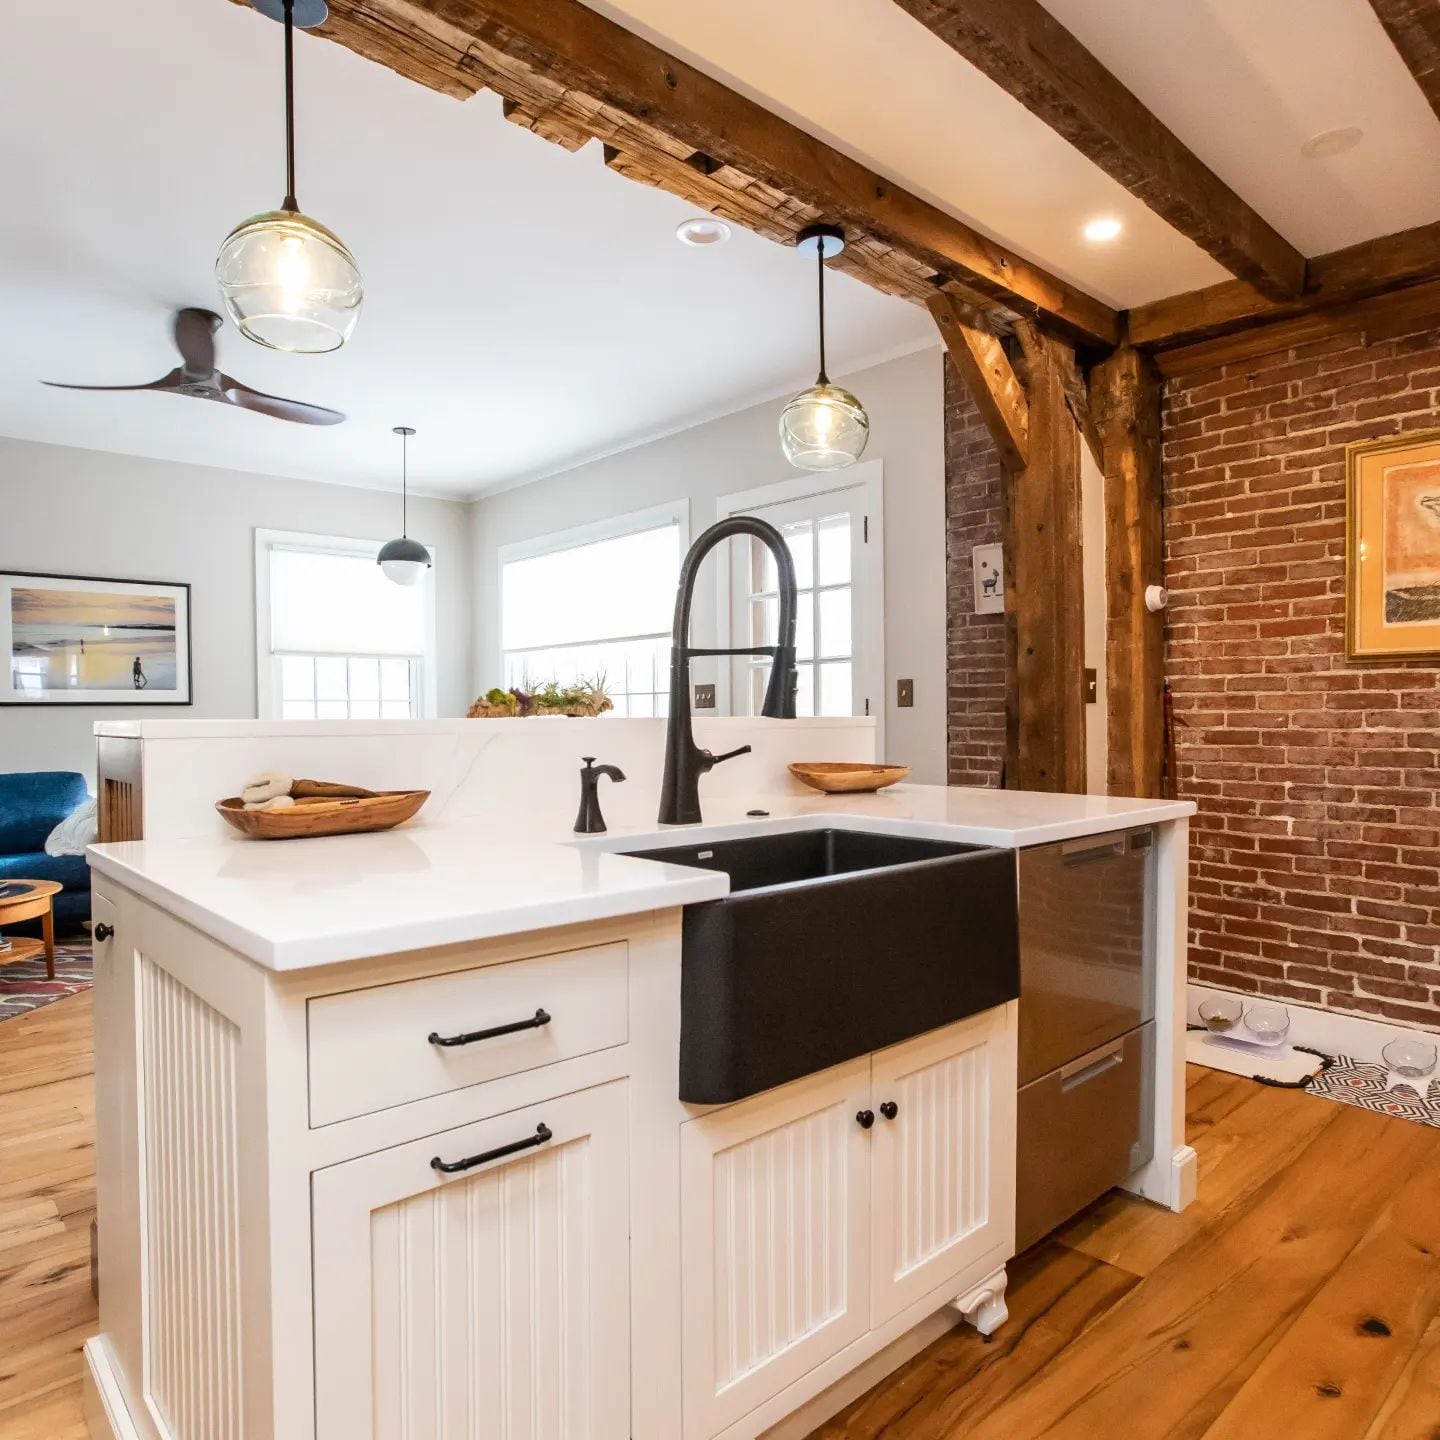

left=242, top=769, right=293, bottom=804
left=243, top=794, right=296, bottom=812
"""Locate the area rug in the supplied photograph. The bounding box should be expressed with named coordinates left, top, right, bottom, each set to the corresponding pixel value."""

left=1307, top=1054, right=1440, bottom=1129
left=0, top=942, right=93, bottom=1023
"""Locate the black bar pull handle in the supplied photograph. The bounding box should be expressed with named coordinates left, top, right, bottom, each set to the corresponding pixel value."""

left=431, top=1122, right=553, bottom=1175
left=429, top=1008, right=551, bottom=1048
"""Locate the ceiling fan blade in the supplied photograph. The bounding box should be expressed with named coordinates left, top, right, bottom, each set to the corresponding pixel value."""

left=218, top=374, right=345, bottom=426
left=43, top=368, right=187, bottom=394
left=174, top=308, right=221, bottom=377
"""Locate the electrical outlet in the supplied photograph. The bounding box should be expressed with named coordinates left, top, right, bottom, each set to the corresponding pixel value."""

left=897, top=678, right=914, bottom=708
left=1083, top=668, right=1098, bottom=704
left=693, top=683, right=716, bottom=710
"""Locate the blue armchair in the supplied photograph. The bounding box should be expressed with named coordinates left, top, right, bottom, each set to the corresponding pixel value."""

left=0, top=771, right=92, bottom=928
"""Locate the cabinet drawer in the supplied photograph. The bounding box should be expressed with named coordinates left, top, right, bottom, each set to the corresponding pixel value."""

left=308, top=942, right=629, bottom=1126
left=1015, top=1020, right=1154, bottom=1251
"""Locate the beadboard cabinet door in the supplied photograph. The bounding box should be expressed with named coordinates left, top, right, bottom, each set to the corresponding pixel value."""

left=680, top=1057, right=872, bottom=1439
left=312, top=1080, right=630, bottom=1440
left=869, top=1008, right=1016, bottom=1326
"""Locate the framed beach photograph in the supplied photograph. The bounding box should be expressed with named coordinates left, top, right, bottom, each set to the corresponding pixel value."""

left=1346, top=430, right=1440, bottom=663
left=1, top=570, right=191, bottom=705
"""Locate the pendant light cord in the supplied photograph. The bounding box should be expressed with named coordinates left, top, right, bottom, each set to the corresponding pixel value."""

left=282, top=0, right=298, bottom=212
left=401, top=429, right=409, bottom=538
left=816, top=239, right=829, bottom=385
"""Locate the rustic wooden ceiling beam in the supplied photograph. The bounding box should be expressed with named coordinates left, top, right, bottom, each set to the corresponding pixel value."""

left=1127, top=219, right=1440, bottom=350
left=889, top=0, right=1307, bottom=299
left=1368, top=0, right=1440, bottom=121
left=928, top=291, right=1029, bottom=468
left=283, top=0, right=1118, bottom=344
left=1152, top=276, right=1440, bottom=378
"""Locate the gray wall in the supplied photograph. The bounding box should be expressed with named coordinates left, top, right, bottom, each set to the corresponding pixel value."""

left=0, top=437, right=472, bottom=782
left=470, top=346, right=948, bottom=782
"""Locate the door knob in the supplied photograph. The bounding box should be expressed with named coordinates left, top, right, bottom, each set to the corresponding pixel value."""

left=94, top=923, right=115, bottom=942
left=880, top=1100, right=898, bottom=1120
left=856, top=1109, right=875, bottom=1129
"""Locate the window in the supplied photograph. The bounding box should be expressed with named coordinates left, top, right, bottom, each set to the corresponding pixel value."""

left=718, top=464, right=884, bottom=741
left=498, top=503, right=686, bottom=717
left=255, top=530, right=438, bottom=720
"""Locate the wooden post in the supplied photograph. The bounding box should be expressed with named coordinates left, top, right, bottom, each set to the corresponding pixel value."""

left=1006, top=335, right=1087, bottom=792
left=1089, top=345, right=1164, bottom=797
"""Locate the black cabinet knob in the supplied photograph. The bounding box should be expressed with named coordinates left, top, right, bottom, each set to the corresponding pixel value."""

left=856, top=1109, right=875, bottom=1129
left=94, top=923, right=115, bottom=942
left=880, top=1100, right=898, bottom=1120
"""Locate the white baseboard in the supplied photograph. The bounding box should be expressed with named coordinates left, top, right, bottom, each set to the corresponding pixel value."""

left=1187, top=982, right=1432, bottom=1066
left=82, top=1337, right=137, bottom=1440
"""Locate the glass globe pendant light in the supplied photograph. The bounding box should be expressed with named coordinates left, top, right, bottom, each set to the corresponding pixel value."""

left=378, top=427, right=433, bottom=586
left=215, top=0, right=362, bottom=354
left=779, top=224, right=869, bottom=471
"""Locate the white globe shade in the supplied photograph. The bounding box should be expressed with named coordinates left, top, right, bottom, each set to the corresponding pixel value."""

left=779, top=382, right=869, bottom=470
left=216, top=208, right=362, bottom=354
left=378, top=536, right=432, bottom=587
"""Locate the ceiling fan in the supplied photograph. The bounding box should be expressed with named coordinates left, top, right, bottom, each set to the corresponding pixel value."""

left=43, top=308, right=345, bottom=426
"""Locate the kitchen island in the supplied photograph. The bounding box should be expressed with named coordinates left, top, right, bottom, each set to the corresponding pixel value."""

left=82, top=780, right=1193, bottom=1440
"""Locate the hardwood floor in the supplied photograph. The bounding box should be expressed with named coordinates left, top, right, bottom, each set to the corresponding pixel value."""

left=0, top=991, right=95, bottom=1440
left=811, top=1066, right=1440, bottom=1440
left=3, top=995, right=1438, bottom=1439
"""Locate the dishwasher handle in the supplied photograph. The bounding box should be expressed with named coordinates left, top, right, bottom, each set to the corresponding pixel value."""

left=1058, top=1037, right=1126, bottom=1092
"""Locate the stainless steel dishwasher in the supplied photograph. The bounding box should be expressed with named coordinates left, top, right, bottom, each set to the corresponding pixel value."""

left=1015, top=827, right=1156, bottom=1251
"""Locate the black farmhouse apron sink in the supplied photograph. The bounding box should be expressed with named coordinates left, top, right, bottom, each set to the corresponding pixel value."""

left=622, top=828, right=1020, bottom=1104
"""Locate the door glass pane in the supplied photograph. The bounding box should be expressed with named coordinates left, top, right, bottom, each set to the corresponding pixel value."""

left=784, top=523, right=814, bottom=591
left=796, top=600, right=815, bottom=662
left=796, top=663, right=816, bottom=717
left=818, top=661, right=853, bottom=716
left=316, top=699, right=348, bottom=719
left=381, top=700, right=411, bottom=719
left=281, top=700, right=315, bottom=720
left=751, top=597, right=778, bottom=647
left=817, top=515, right=851, bottom=586
left=315, top=657, right=347, bottom=701
left=818, top=587, right=852, bottom=659
left=348, top=700, right=380, bottom=720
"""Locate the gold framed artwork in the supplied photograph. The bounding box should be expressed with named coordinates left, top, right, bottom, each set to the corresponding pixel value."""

left=1346, top=429, right=1440, bottom=663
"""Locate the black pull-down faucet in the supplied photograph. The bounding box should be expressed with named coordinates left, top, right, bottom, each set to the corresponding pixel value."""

left=574, top=757, right=625, bottom=834
left=658, top=516, right=799, bottom=825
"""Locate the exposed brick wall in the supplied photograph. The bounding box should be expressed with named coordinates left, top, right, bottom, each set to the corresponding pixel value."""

left=945, top=364, right=1006, bottom=787
left=1164, top=320, right=1440, bottom=1029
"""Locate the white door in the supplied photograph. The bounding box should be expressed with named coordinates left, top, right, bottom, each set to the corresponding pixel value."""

left=680, top=1059, right=873, bottom=1438
left=869, top=1007, right=1017, bottom=1326
left=313, top=1081, right=630, bottom=1440
left=718, top=466, right=884, bottom=743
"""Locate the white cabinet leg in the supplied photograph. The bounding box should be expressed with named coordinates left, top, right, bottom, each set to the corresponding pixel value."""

left=949, top=1266, right=1009, bottom=1337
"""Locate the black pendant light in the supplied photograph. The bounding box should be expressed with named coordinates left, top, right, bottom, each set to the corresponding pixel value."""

left=378, top=427, right=432, bottom=586
left=779, top=224, right=869, bottom=470
left=216, top=0, right=363, bottom=353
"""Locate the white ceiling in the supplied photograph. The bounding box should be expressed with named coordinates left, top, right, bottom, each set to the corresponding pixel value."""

left=6, top=0, right=1438, bottom=501
left=0, top=0, right=935, bottom=500
left=591, top=0, right=1440, bottom=302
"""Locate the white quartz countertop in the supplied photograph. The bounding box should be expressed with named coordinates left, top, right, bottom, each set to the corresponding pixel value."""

left=87, top=783, right=1193, bottom=971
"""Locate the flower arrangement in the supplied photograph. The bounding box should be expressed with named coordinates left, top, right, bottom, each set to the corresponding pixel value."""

left=467, top=676, right=613, bottom=719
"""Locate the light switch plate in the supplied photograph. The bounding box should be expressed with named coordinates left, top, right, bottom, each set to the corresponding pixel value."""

left=973, top=542, right=1004, bottom=614
left=693, top=683, right=716, bottom=710
left=897, top=678, right=914, bottom=708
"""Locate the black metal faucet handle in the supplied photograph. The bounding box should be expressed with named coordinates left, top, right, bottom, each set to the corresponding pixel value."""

left=581, top=756, right=596, bottom=769
left=704, top=743, right=752, bottom=770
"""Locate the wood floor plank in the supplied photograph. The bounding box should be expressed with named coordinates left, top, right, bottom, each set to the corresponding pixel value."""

left=1205, top=1162, right=1440, bottom=1440
left=1362, top=1315, right=1440, bottom=1440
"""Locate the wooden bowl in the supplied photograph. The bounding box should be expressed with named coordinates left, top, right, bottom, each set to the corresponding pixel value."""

left=215, top=790, right=430, bottom=840
left=788, top=762, right=910, bottom=794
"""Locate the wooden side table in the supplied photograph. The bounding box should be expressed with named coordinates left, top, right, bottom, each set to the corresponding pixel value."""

left=0, top=880, right=63, bottom=980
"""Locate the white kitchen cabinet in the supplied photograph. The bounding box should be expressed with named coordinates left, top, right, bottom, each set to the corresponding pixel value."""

left=870, top=1007, right=1016, bottom=1326
left=680, top=1011, right=1017, bottom=1438
left=680, top=1058, right=873, bottom=1439
left=313, top=1080, right=631, bottom=1440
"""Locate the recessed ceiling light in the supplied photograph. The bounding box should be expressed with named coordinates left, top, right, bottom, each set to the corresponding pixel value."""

left=1082, top=217, right=1123, bottom=244
left=676, top=218, right=732, bottom=247
left=1300, top=126, right=1364, bottom=159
